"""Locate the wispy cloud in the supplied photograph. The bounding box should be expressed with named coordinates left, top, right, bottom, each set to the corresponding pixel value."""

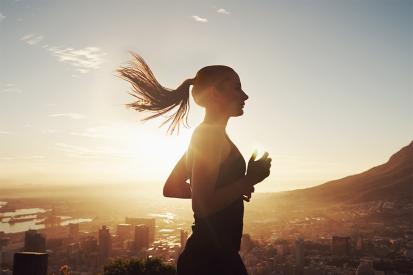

left=20, top=34, right=106, bottom=74
left=54, top=143, right=123, bottom=159
left=0, top=130, right=12, bottom=136
left=54, top=143, right=101, bottom=159
left=0, top=12, right=6, bottom=23
left=1, top=83, right=22, bottom=93
left=21, top=33, right=44, bottom=45
left=217, top=8, right=230, bottom=15
left=192, top=15, right=208, bottom=23
left=70, top=127, right=108, bottom=138
left=48, top=46, right=106, bottom=74
left=49, top=113, right=85, bottom=119
left=0, top=155, right=45, bottom=161
left=42, top=129, right=59, bottom=134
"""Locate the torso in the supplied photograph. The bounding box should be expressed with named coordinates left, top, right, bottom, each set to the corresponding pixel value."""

left=186, top=131, right=234, bottom=175
left=185, top=126, right=246, bottom=252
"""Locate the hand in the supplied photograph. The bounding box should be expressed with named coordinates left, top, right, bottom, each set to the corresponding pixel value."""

left=243, top=185, right=255, bottom=202
left=246, top=150, right=271, bottom=185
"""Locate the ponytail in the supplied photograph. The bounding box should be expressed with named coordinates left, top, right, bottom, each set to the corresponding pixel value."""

left=117, top=52, right=193, bottom=134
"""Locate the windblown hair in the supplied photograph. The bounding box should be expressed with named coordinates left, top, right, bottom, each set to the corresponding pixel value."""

left=117, top=52, right=192, bottom=135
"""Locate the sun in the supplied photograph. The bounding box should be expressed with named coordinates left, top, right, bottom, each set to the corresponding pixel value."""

left=111, top=122, right=193, bottom=182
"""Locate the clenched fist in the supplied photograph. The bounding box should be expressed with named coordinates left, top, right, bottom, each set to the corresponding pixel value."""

left=246, top=150, right=271, bottom=185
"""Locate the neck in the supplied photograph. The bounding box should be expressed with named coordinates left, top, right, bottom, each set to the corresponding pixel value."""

left=202, top=108, right=229, bottom=132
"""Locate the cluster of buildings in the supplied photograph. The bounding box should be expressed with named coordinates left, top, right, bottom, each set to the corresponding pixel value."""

left=0, top=217, right=189, bottom=274
left=239, top=235, right=413, bottom=275
left=0, top=199, right=412, bottom=274
left=1, top=222, right=412, bottom=275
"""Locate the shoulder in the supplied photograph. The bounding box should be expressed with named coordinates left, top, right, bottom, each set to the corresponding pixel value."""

left=190, top=124, right=225, bottom=155
left=193, top=124, right=225, bottom=141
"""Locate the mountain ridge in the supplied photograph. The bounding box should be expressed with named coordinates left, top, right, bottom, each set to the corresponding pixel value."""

left=279, top=141, right=413, bottom=205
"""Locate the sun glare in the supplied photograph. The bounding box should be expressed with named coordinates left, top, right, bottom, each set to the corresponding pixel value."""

left=109, top=122, right=193, bottom=181
left=250, top=144, right=267, bottom=160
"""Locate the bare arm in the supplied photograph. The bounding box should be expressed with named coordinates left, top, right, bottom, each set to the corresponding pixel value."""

left=190, top=127, right=254, bottom=217
left=163, top=149, right=256, bottom=201
left=163, top=152, right=191, bottom=199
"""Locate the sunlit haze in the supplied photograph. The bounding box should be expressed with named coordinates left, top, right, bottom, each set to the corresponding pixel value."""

left=0, top=0, right=411, bottom=192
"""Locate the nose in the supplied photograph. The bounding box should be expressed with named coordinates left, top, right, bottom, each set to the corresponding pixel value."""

left=242, top=90, right=249, bottom=101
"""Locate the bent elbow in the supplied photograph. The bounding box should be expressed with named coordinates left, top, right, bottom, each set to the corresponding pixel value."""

left=163, top=185, right=171, bottom=197
left=163, top=181, right=177, bottom=198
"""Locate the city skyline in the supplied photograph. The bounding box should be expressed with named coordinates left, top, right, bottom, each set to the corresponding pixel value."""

left=0, top=139, right=412, bottom=273
left=0, top=0, right=412, bottom=192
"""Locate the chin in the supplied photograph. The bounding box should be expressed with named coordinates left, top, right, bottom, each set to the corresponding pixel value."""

left=231, top=110, right=244, bottom=117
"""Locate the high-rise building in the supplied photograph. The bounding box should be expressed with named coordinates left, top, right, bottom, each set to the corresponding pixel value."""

left=24, top=230, right=46, bottom=253
left=180, top=229, right=188, bottom=249
left=81, top=236, right=98, bottom=253
left=0, top=233, right=10, bottom=249
left=46, top=238, right=64, bottom=251
left=13, top=252, right=48, bottom=275
left=0, top=234, right=3, bottom=266
left=124, top=239, right=135, bottom=251
left=295, top=239, right=305, bottom=275
left=274, top=239, right=289, bottom=256
left=355, top=235, right=365, bottom=254
left=98, top=225, right=112, bottom=264
left=117, top=224, right=133, bottom=241
left=68, top=223, right=79, bottom=241
left=134, top=225, right=149, bottom=252
left=331, top=236, right=351, bottom=256
left=125, top=217, right=155, bottom=244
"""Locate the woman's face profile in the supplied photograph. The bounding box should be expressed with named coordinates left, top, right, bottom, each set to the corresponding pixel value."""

left=214, top=72, right=249, bottom=117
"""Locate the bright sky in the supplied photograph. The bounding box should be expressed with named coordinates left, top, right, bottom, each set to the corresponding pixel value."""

left=0, top=0, right=412, bottom=192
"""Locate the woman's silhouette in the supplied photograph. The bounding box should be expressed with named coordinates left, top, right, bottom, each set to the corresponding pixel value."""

left=118, top=53, right=271, bottom=275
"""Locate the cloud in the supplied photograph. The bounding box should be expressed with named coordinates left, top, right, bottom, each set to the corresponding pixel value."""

left=19, top=34, right=105, bottom=74
left=54, top=143, right=101, bottom=159
left=21, top=33, right=44, bottom=45
left=49, top=113, right=85, bottom=119
left=42, top=129, right=59, bottom=134
left=70, top=127, right=108, bottom=138
left=0, top=12, right=5, bottom=22
left=0, top=155, right=45, bottom=161
left=1, top=83, right=22, bottom=93
left=217, top=8, right=230, bottom=15
left=48, top=46, right=106, bottom=74
left=0, top=130, right=12, bottom=136
left=192, top=15, right=208, bottom=23
left=54, top=143, right=123, bottom=159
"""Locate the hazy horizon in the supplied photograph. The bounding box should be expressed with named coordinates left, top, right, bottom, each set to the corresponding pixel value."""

left=0, top=139, right=411, bottom=195
left=0, top=0, right=412, bottom=192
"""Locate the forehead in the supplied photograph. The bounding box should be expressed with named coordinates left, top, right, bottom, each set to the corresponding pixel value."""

left=221, top=71, right=240, bottom=85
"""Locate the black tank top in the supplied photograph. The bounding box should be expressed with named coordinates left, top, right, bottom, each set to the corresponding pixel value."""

left=189, top=134, right=246, bottom=252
